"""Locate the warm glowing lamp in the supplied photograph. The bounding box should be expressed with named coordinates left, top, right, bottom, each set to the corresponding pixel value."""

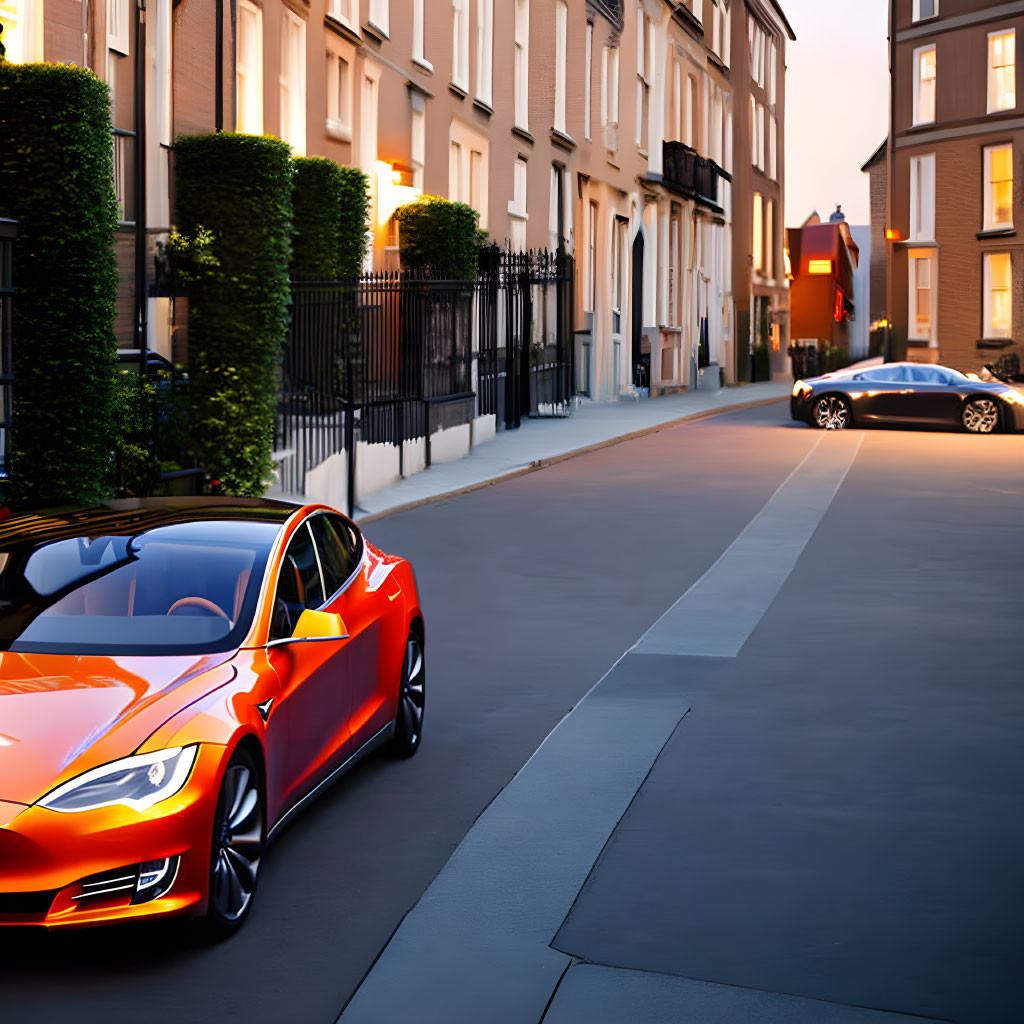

left=808, top=259, right=832, bottom=275
left=885, top=228, right=903, bottom=241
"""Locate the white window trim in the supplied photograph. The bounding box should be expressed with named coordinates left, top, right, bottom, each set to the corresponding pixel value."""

left=912, top=0, right=938, bottom=22
left=909, top=153, right=936, bottom=241
left=326, top=52, right=353, bottom=142
left=280, top=9, right=306, bottom=155
left=368, top=0, right=389, bottom=38
left=585, top=21, right=593, bottom=141
left=106, top=0, right=130, bottom=55
left=514, top=0, right=529, bottom=131
left=555, top=0, right=568, bottom=134
left=327, top=0, right=358, bottom=32
left=988, top=29, right=1016, bottom=115
left=984, top=143, right=1014, bottom=232
left=411, top=0, right=432, bottom=71
left=235, top=0, right=264, bottom=136
left=983, top=253, right=1012, bottom=338
left=913, top=44, right=936, bottom=126
left=475, top=0, right=494, bottom=106
left=908, top=252, right=937, bottom=343
left=452, top=0, right=469, bottom=92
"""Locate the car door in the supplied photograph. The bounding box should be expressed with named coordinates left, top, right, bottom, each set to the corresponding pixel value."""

left=867, top=365, right=918, bottom=421
left=845, top=368, right=903, bottom=422
left=263, top=519, right=354, bottom=819
left=902, top=366, right=963, bottom=425
left=308, top=514, right=386, bottom=754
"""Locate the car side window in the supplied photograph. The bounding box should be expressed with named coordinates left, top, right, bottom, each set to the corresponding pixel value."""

left=308, top=514, right=362, bottom=600
left=911, top=366, right=943, bottom=384
left=269, top=523, right=325, bottom=641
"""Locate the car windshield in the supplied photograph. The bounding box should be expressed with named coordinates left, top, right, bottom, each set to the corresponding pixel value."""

left=0, top=520, right=282, bottom=655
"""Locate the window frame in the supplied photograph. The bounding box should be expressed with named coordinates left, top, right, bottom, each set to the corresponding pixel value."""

left=279, top=8, right=307, bottom=156
left=983, top=143, right=1014, bottom=232
left=983, top=252, right=1013, bottom=339
left=913, top=44, right=937, bottom=126
left=909, top=153, right=936, bottom=241
left=475, top=0, right=494, bottom=107
left=988, top=29, right=1016, bottom=115
left=514, top=0, right=530, bottom=131
left=235, top=0, right=264, bottom=136
left=452, top=0, right=470, bottom=92
left=368, top=0, right=389, bottom=38
left=555, top=0, right=568, bottom=134
left=912, top=0, right=937, bottom=22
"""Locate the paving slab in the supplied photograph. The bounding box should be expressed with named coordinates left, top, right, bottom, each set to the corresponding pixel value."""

left=543, top=964, right=947, bottom=1024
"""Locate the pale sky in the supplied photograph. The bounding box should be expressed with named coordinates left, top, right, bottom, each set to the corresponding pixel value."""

left=783, top=0, right=890, bottom=228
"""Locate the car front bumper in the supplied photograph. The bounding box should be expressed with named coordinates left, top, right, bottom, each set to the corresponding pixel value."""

left=0, top=743, right=229, bottom=929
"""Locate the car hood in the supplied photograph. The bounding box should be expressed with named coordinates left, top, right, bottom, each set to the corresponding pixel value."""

left=0, top=650, right=236, bottom=805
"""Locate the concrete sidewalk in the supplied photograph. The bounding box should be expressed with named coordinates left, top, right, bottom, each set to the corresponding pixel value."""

left=352, top=381, right=792, bottom=522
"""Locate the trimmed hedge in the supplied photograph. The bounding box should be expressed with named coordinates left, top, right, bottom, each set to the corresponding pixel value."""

left=291, top=157, right=369, bottom=280
left=0, top=62, right=119, bottom=507
left=396, top=196, right=480, bottom=279
left=174, top=133, right=293, bottom=496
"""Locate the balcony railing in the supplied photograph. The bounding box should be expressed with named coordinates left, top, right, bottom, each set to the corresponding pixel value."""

left=662, top=141, right=730, bottom=212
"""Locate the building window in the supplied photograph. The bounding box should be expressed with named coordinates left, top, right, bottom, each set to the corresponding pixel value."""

left=612, top=217, right=627, bottom=335
left=452, top=0, right=469, bottom=92
left=711, top=88, right=723, bottom=165
left=913, top=45, right=936, bottom=125
left=768, top=39, right=776, bottom=107
left=326, top=53, right=352, bottom=141
left=602, top=46, right=620, bottom=128
left=669, top=210, right=680, bottom=324
left=106, top=0, right=130, bottom=55
left=514, top=0, right=529, bottom=130
left=984, top=253, right=1012, bottom=338
left=411, top=101, right=425, bottom=191
left=909, top=153, right=935, bottom=240
left=749, top=18, right=767, bottom=88
left=713, top=0, right=730, bottom=67
left=908, top=252, right=934, bottom=341
left=0, top=0, right=45, bottom=63
left=585, top=21, right=593, bottom=141
left=471, top=150, right=485, bottom=217
left=913, top=0, right=936, bottom=22
left=555, top=0, right=568, bottom=134
left=752, top=192, right=763, bottom=272
left=236, top=0, right=263, bottom=135
left=360, top=73, right=378, bottom=174
left=450, top=141, right=463, bottom=201
left=280, top=11, right=306, bottom=155
left=412, top=0, right=430, bottom=69
left=984, top=144, right=1013, bottom=231
left=369, top=0, right=388, bottom=37
left=765, top=199, right=774, bottom=279
left=686, top=74, right=698, bottom=149
left=768, top=114, right=777, bottom=179
left=329, top=0, right=356, bottom=30
left=635, top=5, right=650, bottom=148
left=509, top=157, right=528, bottom=251
left=586, top=200, right=597, bottom=311
left=988, top=30, right=1016, bottom=114
left=476, top=0, right=493, bottom=107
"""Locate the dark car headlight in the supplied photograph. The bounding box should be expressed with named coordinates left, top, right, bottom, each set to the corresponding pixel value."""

left=38, top=746, right=198, bottom=814
left=792, top=380, right=812, bottom=399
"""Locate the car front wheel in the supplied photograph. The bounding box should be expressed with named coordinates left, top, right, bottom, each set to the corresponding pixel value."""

left=389, top=630, right=425, bottom=758
left=962, top=398, right=999, bottom=434
left=812, top=395, right=851, bottom=430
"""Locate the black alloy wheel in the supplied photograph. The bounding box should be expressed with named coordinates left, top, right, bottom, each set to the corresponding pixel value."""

left=813, top=394, right=851, bottom=430
left=389, top=630, right=425, bottom=758
left=205, top=746, right=265, bottom=935
left=962, top=397, right=1000, bottom=434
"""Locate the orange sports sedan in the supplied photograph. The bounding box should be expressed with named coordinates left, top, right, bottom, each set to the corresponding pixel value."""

left=0, top=498, right=425, bottom=933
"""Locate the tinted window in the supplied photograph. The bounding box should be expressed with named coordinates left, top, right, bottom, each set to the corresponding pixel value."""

left=309, top=514, right=362, bottom=598
left=910, top=365, right=945, bottom=384
left=269, top=523, right=325, bottom=640
left=857, top=365, right=911, bottom=383
left=0, top=520, right=279, bottom=655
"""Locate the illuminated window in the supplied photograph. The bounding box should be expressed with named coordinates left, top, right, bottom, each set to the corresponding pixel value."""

left=984, top=144, right=1013, bottom=231
left=0, top=0, right=44, bottom=63
left=236, top=1, right=263, bottom=135
left=908, top=252, right=935, bottom=341
left=514, top=0, right=529, bottom=130
left=988, top=31, right=1016, bottom=114
left=752, top=192, right=764, bottom=272
left=476, top=0, right=493, bottom=107
left=279, top=10, right=306, bottom=155
left=765, top=199, right=774, bottom=279
left=984, top=253, right=1012, bottom=338
left=913, top=45, right=936, bottom=125
left=913, top=0, right=936, bottom=21
left=909, top=153, right=935, bottom=240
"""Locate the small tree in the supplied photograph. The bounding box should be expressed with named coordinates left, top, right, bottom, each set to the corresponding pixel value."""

left=0, top=62, right=119, bottom=507
left=291, top=158, right=369, bottom=280
left=174, top=132, right=293, bottom=496
left=395, top=197, right=480, bottom=279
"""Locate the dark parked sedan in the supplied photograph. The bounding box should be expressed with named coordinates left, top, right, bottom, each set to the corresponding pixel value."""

left=790, top=362, right=1024, bottom=433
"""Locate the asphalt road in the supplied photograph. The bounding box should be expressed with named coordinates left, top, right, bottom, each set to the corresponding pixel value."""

left=3, top=402, right=1021, bottom=1023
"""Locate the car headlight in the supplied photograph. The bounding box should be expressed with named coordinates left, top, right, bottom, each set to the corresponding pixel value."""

left=792, top=380, right=812, bottom=398
left=38, top=746, right=198, bottom=814
left=1001, top=388, right=1024, bottom=405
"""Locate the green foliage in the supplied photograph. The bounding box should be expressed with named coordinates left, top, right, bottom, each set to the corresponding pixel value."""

left=754, top=343, right=770, bottom=382
left=154, top=226, right=220, bottom=288
left=174, top=132, right=294, bottom=496
left=291, top=157, right=369, bottom=280
left=396, top=196, right=480, bottom=279
left=0, top=62, right=119, bottom=507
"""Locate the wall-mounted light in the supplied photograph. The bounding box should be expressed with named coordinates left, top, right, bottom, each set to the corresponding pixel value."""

left=808, top=259, right=832, bottom=275
left=885, top=228, right=903, bottom=241
left=376, top=161, right=421, bottom=227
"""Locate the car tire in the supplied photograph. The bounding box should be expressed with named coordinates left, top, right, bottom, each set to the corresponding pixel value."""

left=204, top=746, right=265, bottom=936
left=388, top=629, right=425, bottom=759
left=812, top=394, right=851, bottom=430
left=962, top=397, right=1000, bottom=434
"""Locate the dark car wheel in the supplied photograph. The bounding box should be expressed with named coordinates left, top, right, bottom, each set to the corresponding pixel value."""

left=962, top=398, right=999, bottom=434
left=812, top=394, right=851, bottom=430
left=389, top=629, right=425, bottom=758
left=205, top=746, right=265, bottom=935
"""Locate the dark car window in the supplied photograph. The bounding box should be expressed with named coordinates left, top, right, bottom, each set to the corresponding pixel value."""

left=269, top=522, right=326, bottom=641
left=0, top=520, right=280, bottom=655
left=309, top=514, right=363, bottom=599
left=910, top=365, right=945, bottom=384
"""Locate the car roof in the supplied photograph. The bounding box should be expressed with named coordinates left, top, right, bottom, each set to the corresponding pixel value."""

left=0, top=497, right=301, bottom=550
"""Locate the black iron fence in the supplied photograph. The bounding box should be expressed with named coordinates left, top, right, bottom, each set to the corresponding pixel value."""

left=277, top=250, right=574, bottom=512
left=788, top=343, right=852, bottom=380
left=0, top=218, right=16, bottom=487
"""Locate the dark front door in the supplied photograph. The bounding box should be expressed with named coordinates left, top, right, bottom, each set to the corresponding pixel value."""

left=632, top=231, right=645, bottom=388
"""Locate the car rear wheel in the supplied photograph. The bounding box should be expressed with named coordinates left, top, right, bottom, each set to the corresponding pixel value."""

left=389, top=630, right=425, bottom=758
left=812, top=395, right=851, bottom=430
left=962, top=398, right=999, bottom=434
left=205, top=747, right=265, bottom=935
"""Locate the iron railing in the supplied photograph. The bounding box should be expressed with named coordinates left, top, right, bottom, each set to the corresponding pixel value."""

left=662, top=141, right=730, bottom=211
left=0, top=218, right=16, bottom=484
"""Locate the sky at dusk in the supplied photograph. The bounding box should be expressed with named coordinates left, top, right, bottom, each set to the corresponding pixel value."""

left=783, top=0, right=889, bottom=228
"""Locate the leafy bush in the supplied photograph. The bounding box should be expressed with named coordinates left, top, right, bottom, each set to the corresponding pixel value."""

left=291, top=158, right=369, bottom=280
left=395, top=196, right=480, bottom=279
left=154, top=226, right=220, bottom=288
left=174, top=132, right=293, bottom=495
left=0, top=62, right=119, bottom=507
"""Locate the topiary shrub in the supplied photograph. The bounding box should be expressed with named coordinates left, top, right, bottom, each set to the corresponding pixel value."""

left=291, top=158, right=369, bottom=280
left=395, top=196, right=480, bottom=279
left=174, top=132, right=293, bottom=495
left=0, top=62, right=119, bottom=507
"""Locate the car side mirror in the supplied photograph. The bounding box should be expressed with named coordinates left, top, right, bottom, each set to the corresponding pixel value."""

left=292, top=609, right=349, bottom=641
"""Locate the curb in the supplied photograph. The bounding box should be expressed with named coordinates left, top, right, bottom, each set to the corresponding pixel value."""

left=356, top=393, right=787, bottom=525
